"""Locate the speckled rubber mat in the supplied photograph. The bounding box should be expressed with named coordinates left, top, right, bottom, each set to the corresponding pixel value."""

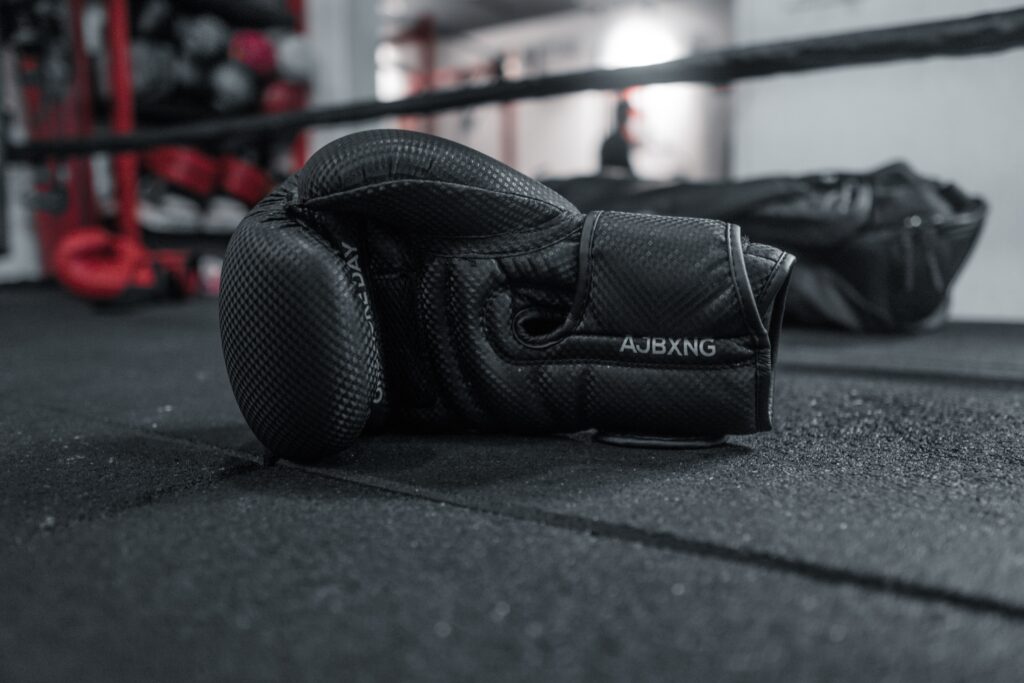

left=2, top=286, right=1022, bottom=682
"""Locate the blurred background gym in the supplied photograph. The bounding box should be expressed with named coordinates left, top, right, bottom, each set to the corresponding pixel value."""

left=2, top=0, right=1022, bottom=321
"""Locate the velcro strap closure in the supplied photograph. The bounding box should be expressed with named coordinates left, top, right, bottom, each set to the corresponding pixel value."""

left=575, top=211, right=768, bottom=350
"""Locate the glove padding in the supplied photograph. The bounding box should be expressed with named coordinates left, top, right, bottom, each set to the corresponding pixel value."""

left=219, top=130, right=794, bottom=460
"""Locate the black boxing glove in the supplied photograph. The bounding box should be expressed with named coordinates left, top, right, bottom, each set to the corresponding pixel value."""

left=219, top=130, right=795, bottom=461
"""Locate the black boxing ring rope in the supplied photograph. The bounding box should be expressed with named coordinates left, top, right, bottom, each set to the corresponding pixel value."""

left=6, top=7, right=1024, bottom=160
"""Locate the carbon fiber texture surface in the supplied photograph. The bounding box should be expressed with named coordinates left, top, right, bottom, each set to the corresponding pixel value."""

left=220, top=130, right=794, bottom=460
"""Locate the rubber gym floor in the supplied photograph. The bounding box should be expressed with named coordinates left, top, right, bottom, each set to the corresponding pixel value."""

left=2, top=284, right=1023, bottom=682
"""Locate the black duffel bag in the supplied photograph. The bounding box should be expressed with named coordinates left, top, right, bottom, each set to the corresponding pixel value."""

left=546, top=163, right=985, bottom=332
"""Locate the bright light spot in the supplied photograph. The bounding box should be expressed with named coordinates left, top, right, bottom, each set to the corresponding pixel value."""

left=600, top=14, right=681, bottom=68
left=376, top=67, right=408, bottom=102
left=375, top=42, right=408, bottom=102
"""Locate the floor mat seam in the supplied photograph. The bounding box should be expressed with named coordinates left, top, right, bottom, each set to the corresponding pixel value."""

left=781, top=363, right=1024, bottom=388
left=285, top=464, right=1024, bottom=623
left=27, top=401, right=1024, bottom=622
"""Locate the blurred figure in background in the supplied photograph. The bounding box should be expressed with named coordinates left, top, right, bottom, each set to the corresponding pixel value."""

left=600, top=95, right=634, bottom=177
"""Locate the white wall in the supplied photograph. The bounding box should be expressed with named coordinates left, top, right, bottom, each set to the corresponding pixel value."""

left=306, top=0, right=378, bottom=154
left=0, top=52, right=43, bottom=284
left=385, top=0, right=731, bottom=181
left=0, top=168, right=42, bottom=284
left=731, top=0, right=1024, bottom=321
